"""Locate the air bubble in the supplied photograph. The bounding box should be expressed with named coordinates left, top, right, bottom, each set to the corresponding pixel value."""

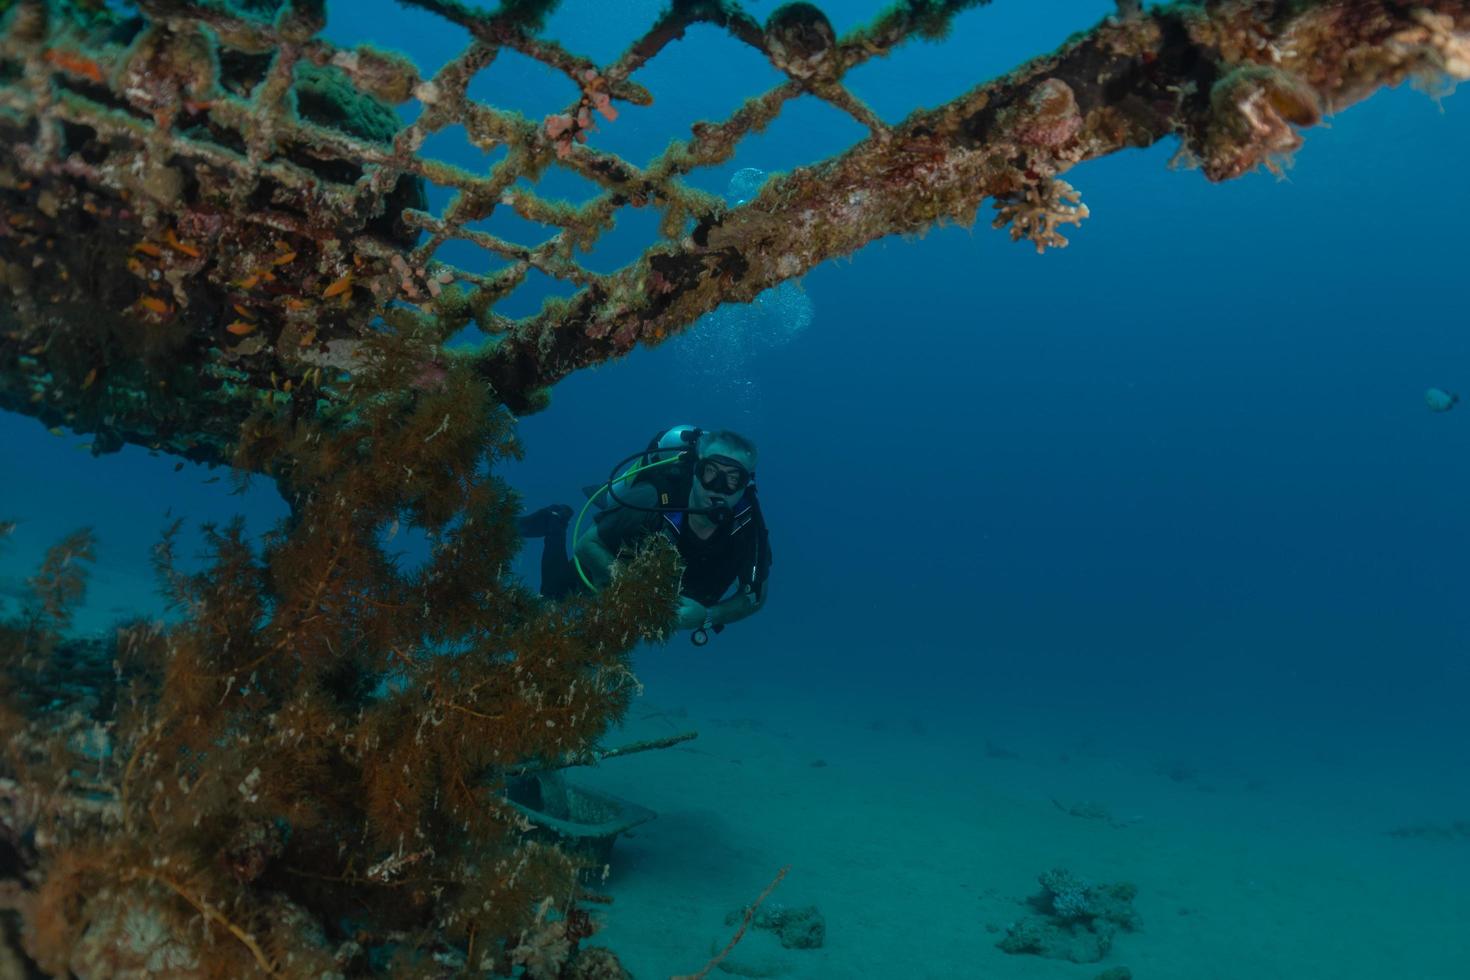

left=672, top=168, right=814, bottom=420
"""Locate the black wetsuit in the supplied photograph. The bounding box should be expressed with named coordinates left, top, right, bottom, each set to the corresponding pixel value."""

left=537, top=478, right=771, bottom=609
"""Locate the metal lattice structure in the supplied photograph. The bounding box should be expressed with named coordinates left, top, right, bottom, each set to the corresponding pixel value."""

left=1, top=0, right=1468, bottom=464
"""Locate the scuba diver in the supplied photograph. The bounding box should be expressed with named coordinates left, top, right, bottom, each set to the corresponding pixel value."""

left=517, top=426, right=771, bottom=645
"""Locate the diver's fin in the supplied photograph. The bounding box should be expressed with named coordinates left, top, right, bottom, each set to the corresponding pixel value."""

left=582, top=485, right=610, bottom=509
left=517, top=504, right=572, bottom=538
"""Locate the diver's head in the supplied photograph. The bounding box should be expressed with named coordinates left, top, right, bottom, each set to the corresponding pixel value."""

left=689, top=429, right=757, bottom=517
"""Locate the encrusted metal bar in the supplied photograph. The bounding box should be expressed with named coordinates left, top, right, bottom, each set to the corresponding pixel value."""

left=475, top=2, right=1470, bottom=406
left=1, top=0, right=1466, bottom=454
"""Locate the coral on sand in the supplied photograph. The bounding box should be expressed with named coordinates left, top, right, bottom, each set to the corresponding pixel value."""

left=723, top=902, right=826, bottom=950
left=998, top=868, right=1141, bottom=964
left=1387, top=818, right=1470, bottom=841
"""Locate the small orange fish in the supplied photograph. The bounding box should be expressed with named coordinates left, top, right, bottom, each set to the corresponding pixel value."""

left=164, top=228, right=201, bottom=257
left=273, top=251, right=297, bottom=266
left=82, top=367, right=98, bottom=390
left=138, top=296, right=170, bottom=316
left=226, top=321, right=256, bottom=336
left=132, top=242, right=163, bottom=257
left=235, top=273, right=260, bottom=289
left=283, top=298, right=308, bottom=312
left=232, top=303, right=254, bottom=319
left=298, top=328, right=317, bottom=347
left=323, top=273, right=354, bottom=298
left=44, top=49, right=104, bottom=83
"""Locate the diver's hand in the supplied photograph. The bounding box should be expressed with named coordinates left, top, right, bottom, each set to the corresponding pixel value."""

left=674, top=597, right=709, bottom=631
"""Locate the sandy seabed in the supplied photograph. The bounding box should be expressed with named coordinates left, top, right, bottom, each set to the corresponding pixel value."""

left=4, top=563, right=1468, bottom=980
left=575, top=675, right=1470, bottom=980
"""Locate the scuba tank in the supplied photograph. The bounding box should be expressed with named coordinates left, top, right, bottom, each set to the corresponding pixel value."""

left=587, top=425, right=699, bottom=509
left=572, top=426, right=702, bottom=593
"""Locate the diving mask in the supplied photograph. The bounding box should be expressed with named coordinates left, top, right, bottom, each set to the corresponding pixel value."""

left=695, top=455, right=752, bottom=495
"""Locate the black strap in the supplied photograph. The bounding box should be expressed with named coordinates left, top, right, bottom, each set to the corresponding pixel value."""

left=745, top=491, right=772, bottom=597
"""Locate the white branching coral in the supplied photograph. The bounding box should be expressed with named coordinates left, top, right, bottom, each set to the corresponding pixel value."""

left=991, top=178, right=1090, bottom=254
left=509, top=897, right=575, bottom=980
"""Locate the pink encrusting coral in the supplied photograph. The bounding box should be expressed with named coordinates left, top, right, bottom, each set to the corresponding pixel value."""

left=544, top=69, right=622, bottom=159
left=1008, top=78, right=1085, bottom=149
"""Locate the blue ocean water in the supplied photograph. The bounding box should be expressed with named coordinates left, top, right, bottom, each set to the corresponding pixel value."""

left=3, top=2, right=1469, bottom=976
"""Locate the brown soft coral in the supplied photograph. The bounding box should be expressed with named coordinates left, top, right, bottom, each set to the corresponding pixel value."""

left=2, top=348, right=677, bottom=976
left=1198, top=66, right=1322, bottom=180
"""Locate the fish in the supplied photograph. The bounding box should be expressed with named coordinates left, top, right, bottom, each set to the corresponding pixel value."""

left=1425, top=388, right=1459, bottom=413
left=43, top=49, right=104, bottom=83
left=164, top=228, right=201, bottom=257
left=323, top=273, right=354, bottom=298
